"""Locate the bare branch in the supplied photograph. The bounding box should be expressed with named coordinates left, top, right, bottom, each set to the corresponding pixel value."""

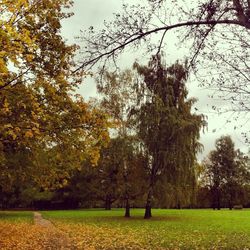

left=73, top=18, right=243, bottom=73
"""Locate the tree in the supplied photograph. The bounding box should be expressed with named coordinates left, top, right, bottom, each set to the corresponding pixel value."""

left=55, top=135, right=147, bottom=211
left=132, top=56, right=205, bottom=218
left=202, top=135, right=250, bottom=209
left=0, top=0, right=110, bottom=191
left=75, top=0, right=250, bottom=142
left=62, top=159, right=103, bottom=209
left=202, top=153, right=224, bottom=210
left=98, top=138, right=124, bottom=210
left=97, top=69, right=139, bottom=216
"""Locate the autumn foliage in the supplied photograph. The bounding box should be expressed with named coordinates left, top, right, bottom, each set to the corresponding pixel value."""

left=0, top=0, right=110, bottom=191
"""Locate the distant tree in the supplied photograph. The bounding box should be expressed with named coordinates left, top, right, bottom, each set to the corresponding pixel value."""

left=65, top=160, right=102, bottom=208
left=97, top=70, right=139, bottom=217
left=97, top=136, right=147, bottom=213
left=132, top=56, right=205, bottom=218
left=119, top=138, right=148, bottom=216
left=202, top=153, right=225, bottom=210
left=98, top=137, right=127, bottom=210
left=61, top=136, right=147, bottom=211
left=223, top=149, right=250, bottom=209
left=202, top=135, right=250, bottom=209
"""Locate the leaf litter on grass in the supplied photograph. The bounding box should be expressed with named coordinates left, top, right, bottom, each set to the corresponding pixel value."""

left=54, top=222, right=148, bottom=250
left=0, top=221, right=73, bottom=250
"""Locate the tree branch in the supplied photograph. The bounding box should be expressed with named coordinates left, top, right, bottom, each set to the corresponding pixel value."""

left=73, top=18, right=244, bottom=73
left=233, top=0, right=250, bottom=27
left=0, top=68, right=30, bottom=91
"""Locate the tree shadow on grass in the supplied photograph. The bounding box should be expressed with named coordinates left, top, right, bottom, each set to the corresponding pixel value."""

left=93, top=215, right=184, bottom=222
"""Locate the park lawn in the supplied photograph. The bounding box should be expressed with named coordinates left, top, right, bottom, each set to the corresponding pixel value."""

left=0, top=211, right=33, bottom=223
left=41, top=208, right=250, bottom=249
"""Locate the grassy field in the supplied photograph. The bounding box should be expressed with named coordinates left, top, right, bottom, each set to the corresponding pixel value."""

left=0, top=211, right=33, bottom=222
left=41, top=208, right=250, bottom=249
left=1, top=209, right=250, bottom=249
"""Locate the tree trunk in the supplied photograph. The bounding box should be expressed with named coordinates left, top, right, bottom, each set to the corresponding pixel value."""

left=124, top=198, right=130, bottom=217
left=144, top=188, right=153, bottom=219
left=144, top=204, right=152, bottom=219
left=211, top=188, right=216, bottom=210
left=105, top=195, right=112, bottom=210
left=122, top=156, right=131, bottom=218
left=212, top=199, right=216, bottom=210
left=177, top=202, right=181, bottom=209
left=229, top=191, right=233, bottom=210
left=217, top=189, right=221, bottom=210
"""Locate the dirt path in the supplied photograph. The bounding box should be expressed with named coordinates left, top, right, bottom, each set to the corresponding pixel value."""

left=34, top=212, right=55, bottom=228
left=33, top=212, right=74, bottom=250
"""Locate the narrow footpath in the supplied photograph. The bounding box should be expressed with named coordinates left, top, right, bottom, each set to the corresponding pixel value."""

left=33, top=212, right=74, bottom=249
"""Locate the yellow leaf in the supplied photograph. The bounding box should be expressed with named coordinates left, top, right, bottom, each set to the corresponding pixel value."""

left=25, top=130, right=33, bottom=138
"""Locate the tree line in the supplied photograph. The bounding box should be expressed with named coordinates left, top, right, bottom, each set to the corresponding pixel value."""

left=1, top=134, right=249, bottom=215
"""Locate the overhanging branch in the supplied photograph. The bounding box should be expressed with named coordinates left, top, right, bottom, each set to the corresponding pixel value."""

left=73, top=18, right=244, bottom=73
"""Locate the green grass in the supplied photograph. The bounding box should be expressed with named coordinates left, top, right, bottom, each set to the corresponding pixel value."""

left=41, top=208, right=250, bottom=249
left=0, top=211, right=33, bottom=223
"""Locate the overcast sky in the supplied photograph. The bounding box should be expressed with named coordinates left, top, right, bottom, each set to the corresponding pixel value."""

left=61, top=0, right=249, bottom=160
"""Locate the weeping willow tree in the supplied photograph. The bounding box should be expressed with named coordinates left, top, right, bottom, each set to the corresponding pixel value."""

left=132, top=56, right=205, bottom=218
left=155, top=160, right=200, bottom=209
